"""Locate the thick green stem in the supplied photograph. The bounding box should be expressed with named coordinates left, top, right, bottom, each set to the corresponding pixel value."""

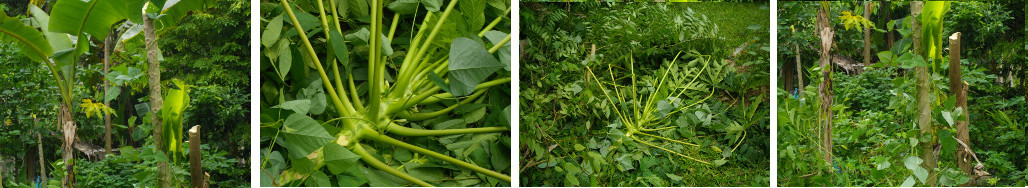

left=353, top=144, right=433, bottom=187
left=388, top=78, right=510, bottom=114
left=641, top=52, right=683, bottom=119
left=280, top=0, right=354, bottom=117
left=635, top=131, right=699, bottom=147
left=585, top=66, right=632, bottom=133
left=477, top=7, right=511, bottom=36
left=363, top=131, right=512, bottom=182
left=386, top=123, right=508, bottom=136
left=419, top=77, right=508, bottom=104
left=634, top=137, right=711, bottom=165
left=368, top=0, right=385, bottom=125
left=396, top=89, right=486, bottom=121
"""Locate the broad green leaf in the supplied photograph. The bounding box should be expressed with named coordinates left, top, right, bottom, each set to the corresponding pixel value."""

left=161, top=79, right=190, bottom=160
left=448, top=37, right=503, bottom=96
left=876, top=51, right=894, bottom=64
left=304, top=171, right=332, bottom=187
left=363, top=165, right=407, bottom=187
left=27, top=5, right=73, bottom=53
left=328, top=30, right=350, bottom=69
left=666, top=173, right=683, bottom=181
left=490, top=140, right=510, bottom=172
left=387, top=0, right=420, bottom=14
left=0, top=9, right=54, bottom=63
left=713, top=159, right=728, bottom=166
left=280, top=113, right=334, bottom=158
left=427, top=72, right=451, bottom=93
left=875, top=160, right=891, bottom=170
left=105, top=86, right=121, bottom=103
left=903, top=156, right=928, bottom=183
left=423, top=0, right=443, bottom=12
left=277, top=42, right=292, bottom=78
left=940, top=130, right=956, bottom=157
left=273, top=99, right=312, bottom=116
left=900, top=176, right=916, bottom=187
left=323, top=142, right=360, bottom=175
left=458, top=0, right=486, bottom=32
left=941, top=110, right=954, bottom=126
left=336, top=165, right=369, bottom=186
left=49, top=0, right=141, bottom=40
left=262, top=15, right=283, bottom=48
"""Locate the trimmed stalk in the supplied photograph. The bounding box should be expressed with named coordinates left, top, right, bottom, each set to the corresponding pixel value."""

left=362, top=130, right=512, bottom=182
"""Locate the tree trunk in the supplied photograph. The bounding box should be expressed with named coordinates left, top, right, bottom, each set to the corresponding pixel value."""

left=39, top=133, right=46, bottom=186
left=910, top=2, right=938, bottom=186
left=816, top=5, right=834, bottom=165
left=863, top=2, right=872, bottom=71
left=26, top=144, right=36, bottom=183
left=59, top=104, right=75, bottom=188
left=188, top=126, right=207, bottom=188
left=144, top=13, right=169, bottom=188
left=1, top=154, right=4, bottom=188
left=884, top=1, right=894, bottom=49
left=948, top=32, right=974, bottom=177
left=784, top=57, right=795, bottom=92
left=103, top=29, right=116, bottom=159
left=796, top=43, right=804, bottom=98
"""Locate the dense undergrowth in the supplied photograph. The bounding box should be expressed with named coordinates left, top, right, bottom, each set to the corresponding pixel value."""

left=778, top=1, right=1027, bottom=186
left=520, top=2, right=770, bottom=186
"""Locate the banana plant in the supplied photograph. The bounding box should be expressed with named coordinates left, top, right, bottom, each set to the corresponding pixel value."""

left=260, top=0, right=511, bottom=186
left=162, top=79, right=191, bottom=161
left=584, top=51, right=741, bottom=166
left=0, top=0, right=209, bottom=186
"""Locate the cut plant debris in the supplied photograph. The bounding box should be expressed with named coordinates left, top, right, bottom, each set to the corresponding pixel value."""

left=520, top=2, right=770, bottom=187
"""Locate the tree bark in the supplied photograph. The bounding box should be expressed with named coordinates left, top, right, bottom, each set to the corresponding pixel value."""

left=103, top=29, right=117, bottom=159
left=910, top=2, right=938, bottom=186
left=884, top=1, right=894, bottom=49
left=784, top=56, right=795, bottom=92
left=816, top=5, right=834, bottom=165
left=796, top=43, right=804, bottom=98
left=59, top=104, right=75, bottom=188
left=39, top=133, right=46, bottom=186
left=189, top=126, right=207, bottom=188
left=863, top=1, right=872, bottom=71
left=948, top=32, right=974, bottom=177
left=143, top=13, right=169, bottom=188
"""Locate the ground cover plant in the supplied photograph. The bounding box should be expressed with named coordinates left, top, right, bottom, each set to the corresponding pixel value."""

left=519, top=2, right=770, bottom=186
left=778, top=1, right=1027, bottom=186
left=259, top=0, right=512, bottom=186
left=0, top=0, right=251, bottom=187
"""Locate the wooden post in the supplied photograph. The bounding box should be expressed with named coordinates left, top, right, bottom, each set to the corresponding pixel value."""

left=795, top=43, right=804, bottom=98
left=948, top=32, right=975, bottom=177
left=188, top=125, right=207, bottom=188
left=816, top=4, right=835, bottom=165
left=910, top=2, right=938, bottom=186
left=863, top=1, right=872, bottom=71
left=39, top=133, right=46, bottom=185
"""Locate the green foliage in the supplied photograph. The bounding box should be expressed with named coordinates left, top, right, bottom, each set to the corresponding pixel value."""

left=56, top=143, right=248, bottom=187
left=778, top=2, right=1027, bottom=186
left=160, top=0, right=251, bottom=88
